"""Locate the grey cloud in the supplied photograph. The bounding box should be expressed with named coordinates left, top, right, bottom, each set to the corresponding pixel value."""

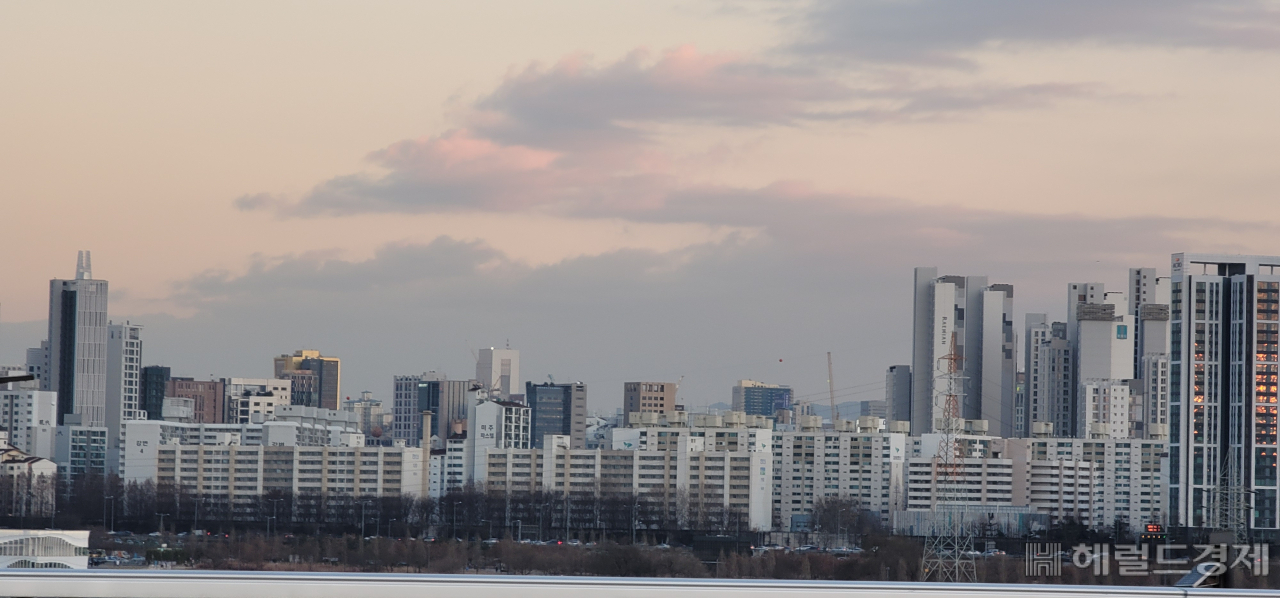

left=174, top=238, right=507, bottom=306
left=474, top=49, right=853, bottom=149
left=234, top=193, right=283, bottom=211
left=792, top=0, right=1280, bottom=66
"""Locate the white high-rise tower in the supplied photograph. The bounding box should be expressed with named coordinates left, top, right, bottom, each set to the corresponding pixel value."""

left=476, top=347, right=520, bottom=399
left=48, top=251, right=109, bottom=427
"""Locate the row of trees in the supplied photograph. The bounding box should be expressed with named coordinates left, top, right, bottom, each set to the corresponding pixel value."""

left=0, top=470, right=55, bottom=521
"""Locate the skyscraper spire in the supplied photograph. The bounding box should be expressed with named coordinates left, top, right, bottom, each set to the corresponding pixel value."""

left=76, top=250, right=92, bottom=280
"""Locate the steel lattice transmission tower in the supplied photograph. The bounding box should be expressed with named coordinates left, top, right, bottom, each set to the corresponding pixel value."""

left=1210, top=446, right=1250, bottom=544
left=920, top=350, right=977, bottom=583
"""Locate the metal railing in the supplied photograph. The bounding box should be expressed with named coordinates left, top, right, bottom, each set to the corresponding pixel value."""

left=0, top=570, right=1273, bottom=598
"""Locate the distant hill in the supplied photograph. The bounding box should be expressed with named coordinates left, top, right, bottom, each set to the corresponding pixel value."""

left=683, top=400, right=866, bottom=420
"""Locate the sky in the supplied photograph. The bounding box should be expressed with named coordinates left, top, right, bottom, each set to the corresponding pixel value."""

left=4, top=1, right=1280, bottom=413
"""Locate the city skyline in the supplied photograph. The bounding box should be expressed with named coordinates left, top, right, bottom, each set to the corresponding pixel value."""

left=5, top=2, right=1280, bottom=411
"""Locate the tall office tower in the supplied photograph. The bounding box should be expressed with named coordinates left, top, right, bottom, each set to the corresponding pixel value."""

left=885, top=365, right=911, bottom=424
left=525, top=381, right=587, bottom=449
left=416, top=378, right=472, bottom=446
left=25, top=342, right=49, bottom=389
left=731, top=380, right=793, bottom=417
left=165, top=377, right=225, bottom=424
left=274, top=350, right=340, bottom=409
left=393, top=372, right=440, bottom=445
left=105, top=322, right=143, bottom=472
left=624, top=381, right=677, bottom=418
left=139, top=365, right=170, bottom=420
left=1168, top=253, right=1280, bottom=532
left=910, top=268, right=1016, bottom=437
left=476, top=347, right=519, bottom=399
left=47, top=251, right=109, bottom=426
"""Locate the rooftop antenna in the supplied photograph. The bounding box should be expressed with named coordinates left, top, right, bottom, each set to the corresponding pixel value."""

left=76, top=250, right=92, bottom=280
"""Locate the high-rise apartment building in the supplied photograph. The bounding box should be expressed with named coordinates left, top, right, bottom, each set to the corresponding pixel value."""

left=139, top=366, right=170, bottom=421
left=476, top=347, right=519, bottom=399
left=48, top=251, right=109, bottom=427
left=624, top=381, right=677, bottom=418
left=731, top=380, right=792, bottom=417
left=274, top=350, right=340, bottom=409
left=1168, top=253, right=1280, bottom=535
left=105, top=322, right=143, bottom=473
left=885, top=365, right=911, bottom=424
left=525, top=382, right=587, bottom=449
left=910, top=268, right=1016, bottom=437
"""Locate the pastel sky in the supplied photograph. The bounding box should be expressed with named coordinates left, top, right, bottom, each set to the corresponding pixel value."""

left=4, top=1, right=1280, bottom=410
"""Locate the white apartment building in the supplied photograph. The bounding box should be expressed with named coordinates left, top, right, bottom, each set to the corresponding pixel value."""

left=772, top=416, right=909, bottom=531
left=476, top=347, right=520, bottom=399
left=222, top=378, right=292, bottom=424
left=1018, top=437, right=1169, bottom=533
left=1078, top=379, right=1133, bottom=440
left=106, top=322, right=143, bottom=474
left=481, top=432, right=774, bottom=531
left=145, top=443, right=422, bottom=501
left=0, top=385, right=57, bottom=460
left=54, top=424, right=109, bottom=478
left=121, top=406, right=422, bottom=502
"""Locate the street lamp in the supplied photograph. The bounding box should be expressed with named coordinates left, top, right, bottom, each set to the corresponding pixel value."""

left=451, top=500, right=461, bottom=541
left=360, top=501, right=373, bottom=539
left=268, top=498, right=285, bottom=537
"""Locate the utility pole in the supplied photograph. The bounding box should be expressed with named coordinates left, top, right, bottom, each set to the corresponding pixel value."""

left=157, top=513, right=168, bottom=535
